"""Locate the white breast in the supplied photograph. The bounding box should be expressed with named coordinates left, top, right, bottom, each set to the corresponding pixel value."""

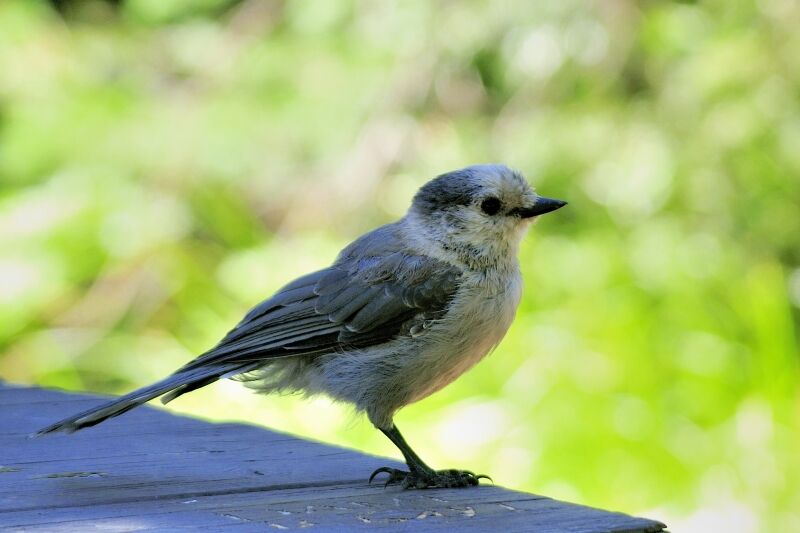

left=405, top=269, right=523, bottom=403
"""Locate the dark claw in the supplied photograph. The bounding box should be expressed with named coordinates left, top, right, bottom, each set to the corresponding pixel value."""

left=368, top=466, right=394, bottom=484
left=369, top=467, right=408, bottom=488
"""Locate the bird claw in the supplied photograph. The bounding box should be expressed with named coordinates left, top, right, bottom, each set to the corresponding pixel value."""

left=368, top=467, right=407, bottom=487
left=368, top=467, right=490, bottom=489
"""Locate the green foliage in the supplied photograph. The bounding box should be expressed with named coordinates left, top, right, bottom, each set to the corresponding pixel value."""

left=1, top=1, right=798, bottom=530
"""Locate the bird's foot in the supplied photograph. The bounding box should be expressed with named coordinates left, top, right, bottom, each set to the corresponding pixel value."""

left=369, top=467, right=491, bottom=489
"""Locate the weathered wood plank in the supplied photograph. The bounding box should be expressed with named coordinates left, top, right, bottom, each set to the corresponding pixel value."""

left=0, top=382, right=666, bottom=532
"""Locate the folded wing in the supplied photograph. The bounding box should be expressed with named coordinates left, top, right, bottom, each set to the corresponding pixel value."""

left=176, top=253, right=461, bottom=373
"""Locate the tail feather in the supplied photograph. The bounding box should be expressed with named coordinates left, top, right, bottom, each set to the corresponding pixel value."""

left=35, top=365, right=246, bottom=436
left=160, top=376, right=219, bottom=405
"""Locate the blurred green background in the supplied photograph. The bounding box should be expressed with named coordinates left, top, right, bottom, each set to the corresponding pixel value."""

left=1, top=0, right=798, bottom=530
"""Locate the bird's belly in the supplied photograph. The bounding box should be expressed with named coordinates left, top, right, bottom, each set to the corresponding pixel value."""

left=405, top=277, right=522, bottom=404
left=405, top=333, right=497, bottom=404
left=310, top=273, right=522, bottom=427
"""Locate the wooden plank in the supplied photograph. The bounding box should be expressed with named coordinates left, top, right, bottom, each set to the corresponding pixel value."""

left=2, top=484, right=663, bottom=532
left=0, top=382, right=667, bottom=532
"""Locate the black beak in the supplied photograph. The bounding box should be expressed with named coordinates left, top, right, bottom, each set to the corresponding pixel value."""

left=513, top=196, right=567, bottom=218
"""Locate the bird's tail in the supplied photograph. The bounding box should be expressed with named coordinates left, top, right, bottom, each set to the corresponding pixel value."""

left=35, top=364, right=250, bottom=436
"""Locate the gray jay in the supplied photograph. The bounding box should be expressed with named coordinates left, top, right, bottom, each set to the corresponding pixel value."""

left=37, top=164, right=567, bottom=489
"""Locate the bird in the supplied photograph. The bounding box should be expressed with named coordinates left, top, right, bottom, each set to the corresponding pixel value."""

left=36, top=163, right=567, bottom=489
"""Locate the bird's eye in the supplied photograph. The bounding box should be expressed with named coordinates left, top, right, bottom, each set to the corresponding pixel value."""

left=480, top=197, right=502, bottom=216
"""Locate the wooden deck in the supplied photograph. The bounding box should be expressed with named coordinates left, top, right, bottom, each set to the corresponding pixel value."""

left=0, top=382, right=666, bottom=532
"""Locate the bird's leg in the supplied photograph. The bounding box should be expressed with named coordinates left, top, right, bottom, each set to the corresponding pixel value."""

left=369, top=423, right=490, bottom=489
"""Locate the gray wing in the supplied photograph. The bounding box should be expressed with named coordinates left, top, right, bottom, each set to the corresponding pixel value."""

left=36, top=225, right=461, bottom=433
left=177, top=234, right=461, bottom=373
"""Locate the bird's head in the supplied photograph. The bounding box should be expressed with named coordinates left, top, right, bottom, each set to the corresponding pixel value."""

left=407, top=164, right=566, bottom=269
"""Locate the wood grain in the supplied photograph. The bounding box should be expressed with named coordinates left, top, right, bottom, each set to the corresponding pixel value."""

left=0, top=382, right=666, bottom=532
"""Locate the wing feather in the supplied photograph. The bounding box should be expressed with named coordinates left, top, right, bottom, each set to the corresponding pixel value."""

left=178, top=224, right=462, bottom=373
left=346, top=286, right=408, bottom=332
left=326, top=285, right=383, bottom=323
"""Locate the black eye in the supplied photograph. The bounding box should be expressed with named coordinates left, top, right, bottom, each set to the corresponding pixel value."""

left=480, top=197, right=502, bottom=216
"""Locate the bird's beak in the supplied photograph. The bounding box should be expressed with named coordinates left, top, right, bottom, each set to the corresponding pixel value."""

left=513, top=196, right=567, bottom=218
